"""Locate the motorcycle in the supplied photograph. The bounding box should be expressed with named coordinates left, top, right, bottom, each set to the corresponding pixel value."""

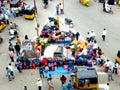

left=9, top=29, right=18, bottom=40
left=64, top=18, right=74, bottom=28
left=103, top=7, right=113, bottom=14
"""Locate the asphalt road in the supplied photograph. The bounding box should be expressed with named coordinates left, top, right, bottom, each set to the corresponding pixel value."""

left=0, top=0, right=120, bottom=90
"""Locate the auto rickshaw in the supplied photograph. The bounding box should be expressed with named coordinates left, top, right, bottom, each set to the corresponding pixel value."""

left=116, top=50, right=120, bottom=64
left=10, top=0, right=20, bottom=8
left=0, top=14, right=7, bottom=31
left=79, top=0, right=90, bottom=6
left=71, top=67, right=98, bottom=90
left=23, top=5, right=37, bottom=20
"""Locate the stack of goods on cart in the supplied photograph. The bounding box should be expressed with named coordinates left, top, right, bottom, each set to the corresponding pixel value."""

left=69, top=38, right=105, bottom=67
left=16, top=40, right=41, bottom=70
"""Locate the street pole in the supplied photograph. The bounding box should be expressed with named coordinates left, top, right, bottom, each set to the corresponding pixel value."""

left=34, top=0, right=39, bottom=37
left=62, top=0, right=64, bottom=14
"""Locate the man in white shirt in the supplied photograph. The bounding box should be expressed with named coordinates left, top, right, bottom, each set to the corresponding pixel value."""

left=37, top=78, right=42, bottom=90
left=102, top=28, right=107, bottom=41
left=104, top=83, right=109, bottom=90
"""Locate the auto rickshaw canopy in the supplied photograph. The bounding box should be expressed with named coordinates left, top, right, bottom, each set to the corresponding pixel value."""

left=10, top=0, right=20, bottom=7
left=23, top=5, right=35, bottom=15
left=116, top=50, right=120, bottom=64
left=77, top=67, right=98, bottom=79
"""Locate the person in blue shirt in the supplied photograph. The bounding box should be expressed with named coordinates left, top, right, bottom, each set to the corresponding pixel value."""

left=67, top=80, right=74, bottom=90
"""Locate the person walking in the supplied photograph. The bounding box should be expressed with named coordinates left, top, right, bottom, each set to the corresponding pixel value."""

left=14, top=42, right=21, bottom=56
left=59, top=3, right=63, bottom=14
left=8, top=49, right=14, bottom=62
left=112, top=62, right=118, bottom=74
left=60, top=75, right=67, bottom=84
left=62, top=82, right=67, bottom=90
left=6, top=67, right=12, bottom=81
left=8, top=63, right=14, bottom=78
left=67, top=80, right=74, bottom=90
left=37, top=78, right=42, bottom=90
left=108, top=69, right=114, bottom=81
left=48, top=78, right=54, bottom=90
left=56, top=4, right=60, bottom=15
left=24, top=86, right=27, bottom=90
left=75, top=32, right=80, bottom=41
left=104, top=83, right=109, bottom=90
left=102, top=28, right=107, bottom=41
left=16, top=36, right=21, bottom=46
left=117, top=65, right=120, bottom=76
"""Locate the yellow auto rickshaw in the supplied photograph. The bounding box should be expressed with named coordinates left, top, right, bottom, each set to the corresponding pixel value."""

left=23, top=5, right=37, bottom=20
left=0, top=14, right=7, bottom=31
left=116, top=50, right=120, bottom=64
left=71, top=67, right=98, bottom=90
left=79, top=0, right=90, bottom=6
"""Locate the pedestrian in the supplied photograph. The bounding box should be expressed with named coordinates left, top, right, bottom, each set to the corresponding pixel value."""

left=67, top=80, right=74, bottom=90
left=39, top=66, right=44, bottom=78
left=102, top=28, right=107, bottom=41
left=104, top=59, right=110, bottom=72
left=86, top=32, right=91, bottom=42
left=11, top=7, right=16, bottom=18
left=25, top=35, right=29, bottom=40
left=48, top=78, right=54, bottom=90
left=60, top=75, right=67, bottom=84
left=6, top=67, right=12, bottom=81
left=108, top=69, right=114, bottom=81
left=8, top=49, right=14, bottom=62
left=117, top=65, right=120, bottom=76
left=47, top=74, right=52, bottom=81
left=24, top=86, right=27, bottom=90
left=5, top=14, right=9, bottom=24
left=56, top=4, right=60, bottom=15
left=104, top=83, right=109, bottom=90
left=8, top=63, right=15, bottom=79
left=15, top=59, right=22, bottom=73
left=14, top=42, right=21, bottom=56
left=112, top=62, right=118, bottom=74
left=75, top=32, right=80, bottom=41
left=62, top=82, right=67, bottom=90
left=90, top=30, right=95, bottom=42
left=37, top=78, right=42, bottom=90
left=59, top=3, right=63, bottom=14
left=16, top=36, right=21, bottom=46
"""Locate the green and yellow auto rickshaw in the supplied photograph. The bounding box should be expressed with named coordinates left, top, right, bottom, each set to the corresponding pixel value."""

left=79, top=0, right=90, bottom=6
left=116, top=50, right=120, bottom=64
left=23, top=5, right=37, bottom=20
left=0, top=15, right=7, bottom=31
left=71, top=67, right=98, bottom=90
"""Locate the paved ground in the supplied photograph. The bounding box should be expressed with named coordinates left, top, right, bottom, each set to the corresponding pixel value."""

left=0, top=0, right=120, bottom=90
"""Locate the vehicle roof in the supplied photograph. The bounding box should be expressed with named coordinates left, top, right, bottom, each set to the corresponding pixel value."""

left=24, top=5, right=35, bottom=11
left=77, top=68, right=98, bottom=79
left=0, top=14, right=5, bottom=21
left=10, top=0, right=19, bottom=5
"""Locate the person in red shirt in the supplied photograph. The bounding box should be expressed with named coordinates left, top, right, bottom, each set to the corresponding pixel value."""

left=60, top=75, right=67, bottom=84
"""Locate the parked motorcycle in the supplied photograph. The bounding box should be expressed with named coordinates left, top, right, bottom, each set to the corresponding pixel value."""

left=103, top=7, right=113, bottom=14
left=64, top=18, right=74, bottom=28
left=9, top=29, right=18, bottom=41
